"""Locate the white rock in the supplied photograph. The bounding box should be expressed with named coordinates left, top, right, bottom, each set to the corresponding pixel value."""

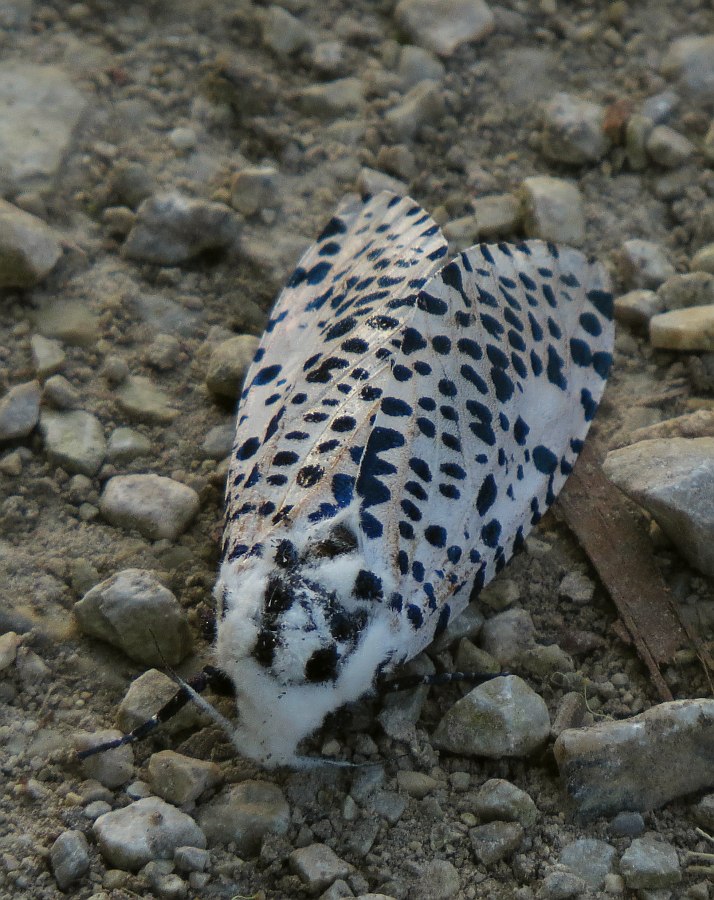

left=394, top=0, right=494, bottom=56
left=39, top=409, right=106, bottom=476
left=289, top=843, right=353, bottom=893
left=520, top=176, right=585, bottom=246
left=541, top=93, right=609, bottom=165
left=645, top=125, right=695, bottom=167
left=0, top=199, right=62, bottom=287
left=50, top=830, right=90, bottom=890
left=603, top=437, right=714, bottom=576
left=75, top=568, right=193, bottom=665
left=649, top=305, right=714, bottom=351
left=661, top=35, right=714, bottom=103
left=93, top=797, right=206, bottom=871
left=195, top=781, right=290, bottom=854
left=30, top=334, right=65, bottom=378
left=75, top=729, right=134, bottom=789
left=206, top=334, right=260, bottom=400
left=99, top=474, right=200, bottom=540
left=0, top=380, right=40, bottom=441
left=147, top=750, right=223, bottom=806
left=619, top=238, right=675, bottom=289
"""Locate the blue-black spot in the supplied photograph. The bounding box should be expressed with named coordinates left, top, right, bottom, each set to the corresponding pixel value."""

left=389, top=592, right=404, bottom=612
left=441, top=432, right=461, bottom=452
left=533, top=444, right=558, bottom=474
left=360, top=509, right=383, bottom=538
left=351, top=367, right=369, bottom=380
left=285, top=430, right=309, bottom=441
left=399, top=520, right=414, bottom=539
left=491, top=367, right=514, bottom=402
left=417, top=417, right=436, bottom=437
left=455, top=311, right=472, bottom=327
left=356, top=426, right=404, bottom=508
left=479, top=244, right=494, bottom=264
left=354, top=569, right=383, bottom=600
left=367, top=314, right=399, bottom=331
left=305, top=646, right=339, bottom=683
left=382, top=397, right=412, bottom=417
left=252, top=364, right=282, bottom=387
left=237, top=436, right=260, bottom=460
left=319, top=241, right=341, bottom=257
left=393, top=364, right=412, bottom=382
left=407, top=604, right=424, bottom=629
left=547, top=345, right=567, bottom=390
left=417, top=291, right=448, bottom=316
left=581, top=388, right=597, bottom=421
left=414, top=360, right=432, bottom=376
left=349, top=445, right=364, bottom=465
left=409, top=457, right=432, bottom=482
left=266, top=473, right=287, bottom=486
left=530, top=350, right=543, bottom=376
left=291, top=392, right=308, bottom=405
left=560, top=270, right=580, bottom=288
left=418, top=397, right=436, bottom=412
left=438, top=378, right=457, bottom=398
left=504, top=308, right=524, bottom=331
left=513, top=416, right=529, bottom=445
left=258, top=501, right=276, bottom=516
left=477, top=287, right=498, bottom=308
left=402, top=327, right=427, bottom=355
left=405, top=480, right=428, bottom=501
left=317, top=439, right=340, bottom=454
left=434, top=604, right=451, bottom=638
left=360, top=385, right=382, bottom=401
left=570, top=438, right=584, bottom=454
left=245, top=465, right=261, bottom=489
left=319, top=216, right=347, bottom=241
left=447, top=545, right=462, bottom=564
left=432, top=335, right=451, bottom=354
left=519, top=271, right=537, bottom=290
left=481, top=313, right=504, bottom=337
left=332, top=416, right=356, bottom=432
left=412, top=560, right=425, bottom=582
left=508, top=330, right=527, bottom=352
left=547, top=317, right=562, bottom=339
left=528, top=312, right=543, bottom=341
left=440, top=405, right=458, bottom=422
left=441, top=462, right=466, bottom=480
left=305, top=410, right=328, bottom=423
left=470, top=421, right=496, bottom=446
left=307, top=261, right=332, bottom=285
left=332, top=473, right=354, bottom=507
left=306, top=355, right=349, bottom=384
left=265, top=393, right=281, bottom=406
left=461, top=364, right=488, bottom=394
left=487, top=344, right=509, bottom=369
left=469, top=548, right=482, bottom=564
left=296, top=464, right=324, bottom=487
left=274, top=539, right=298, bottom=568
left=477, top=474, right=497, bottom=515
left=273, top=450, right=299, bottom=467
left=481, top=519, right=501, bottom=548
left=570, top=338, right=591, bottom=367
left=401, top=498, right=422, bottom=521
left=579, top=312, right=601, bottom=336
left=457, top=337, right=482, bottom=360
left=587, top=288, right=613, bottom=319
left=439, top=483, right=461, bottom=499
left=512, top=354, right=528, bottom=378
left=327, top=317, right=358, bottom=342
left=264, top=407, right=284, bottom=442
left=466, top=399, right=492, bottom=423
left=397, top=550, right=409, bottom=575
left=592, top=351, right=612, bottom=379
left=253, top=347, right=265, bottom=364
left=425, top=525, right=446, bottom=548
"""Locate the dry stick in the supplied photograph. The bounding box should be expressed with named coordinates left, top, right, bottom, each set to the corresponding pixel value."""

left=557, top=440, right=714, bottom=702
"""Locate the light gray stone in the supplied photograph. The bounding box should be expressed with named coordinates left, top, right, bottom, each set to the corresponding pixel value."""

left=356, top=167, right=408, bottom=197
left=107, top=427, right=151, bottom=463
left=34, top=299, right=99, bottom=346
left=117, top=668, right=209, bottom=737
left=559, top=838, right=616, bottom=890
left=50, top=830, right=90, bottom=890
left=692, top=244, right=714, bottom=275
left=479, top=608, right=536, bottom=664
left=261, top=5, right=312, bottom=56
left=657, top=272, right=714, bottom=310
left=554, top=698, right=714, bottom=817
left=115, top=375, right=179, bottom=424
left=645, top=125, right=695, bottom=168
left=39, top=409, right=106, bottom=476
left=520, top=176, right=585, bottom=246
left=430, top=600, right=484, bottom=652
left=0, top=380, right=40, bottom=441
left=205, top=334, right=260, bottom=400
left=625, top=113, right=653, bottom=171
left=613, top=289, right=664, bottom=328
left=196, top=781, right=290, bottom=854
left=540, top=868, right=588, bottom=900
left=93, top=797, right=206, bottom=871
left=472, top=778, right=538, bottom=826
left=691, top=794, right=714, bottom=830
left=469, top=821, right=523, bottom=865
left=650, top=305, right=714, bottom=350
left=99, top=474, right=200, bottom=540
left=30, top=334, right=65, bottom=378
left=412, top=859, right=460, bottom=900
left=75, top=729, right=134, bottom=789
left=174, top=845, right=209, bottom=873
left=147, top=751, right=222, bottom=806
left=661, top=35, right=714, bottom=103
left=619, top=837, right=681, bottom=890
left=398, top=45, right=445, bottom=89
left=472, top=193, right=521, bottom=238
left=0, top=631, right=20, bottom=671
left=290, top=843, right=352, bottom=893
left=394, top=0, right=494, bottom=56
left=541, top=93, right=610, bottom=165
left=298, top=78, right=364, bottom=118
left=432, top=675, right=550, bottom=757
left=384, top=80, right=445, bottom=141
left=396, top=771, right=438, bottom=799
left=558, top=572, right=595, bottom=606
left=75, top=568, right=192, bottom=666
left=231, top=166, right=280, bottom=216
left=0, top=199, right=62, bottom=287
left=603, top=437, right=714, bottom=576
left=619, top=239, right=675, bottom=289
left=0, top=63, right=89, bottom=193
left=123, top=193, right=239, bottom=265
left=202, top=422, right=234, bottom=460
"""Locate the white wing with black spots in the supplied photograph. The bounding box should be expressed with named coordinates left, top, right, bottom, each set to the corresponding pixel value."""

left=213, top=191, right=613, bottom=767
left=354, top=240, right=613, bottom=661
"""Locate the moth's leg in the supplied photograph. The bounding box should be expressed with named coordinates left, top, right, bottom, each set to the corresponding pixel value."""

left=76, top=664, right=234, bottom=759
left=378, top=670, right=503, bottom=694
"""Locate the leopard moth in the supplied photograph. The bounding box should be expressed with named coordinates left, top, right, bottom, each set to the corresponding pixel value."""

left=212, top=190, right=614, bottom=768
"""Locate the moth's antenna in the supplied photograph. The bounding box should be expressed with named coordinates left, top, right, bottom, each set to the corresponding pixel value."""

left=76, top=665, right=232, bottom=760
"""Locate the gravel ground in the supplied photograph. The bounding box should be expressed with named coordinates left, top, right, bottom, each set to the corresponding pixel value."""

left=1, top=1, right=714, bottom=898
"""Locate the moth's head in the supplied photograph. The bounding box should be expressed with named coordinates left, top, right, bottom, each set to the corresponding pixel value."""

left=214, top=544, right=392, bottom=767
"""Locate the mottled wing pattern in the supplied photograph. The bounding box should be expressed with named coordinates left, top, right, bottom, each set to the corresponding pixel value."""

left=355, top=240, right=614, bottom=659
left=222, top=192, right=448, bottom=562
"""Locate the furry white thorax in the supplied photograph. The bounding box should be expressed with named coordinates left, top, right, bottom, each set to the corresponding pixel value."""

left=214, top=533, right=398, bottom=768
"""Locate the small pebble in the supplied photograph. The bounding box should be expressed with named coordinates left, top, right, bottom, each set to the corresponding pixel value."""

left=660, top=35, right=714, bottom=103
left=559, top=838, right=616, bottom=890
left=619, top=239, right=675, bottom=289
left=205, top=334, right=260, bottom=400
left=173, top=845, right=209, bottom=873
left=469, top=821, right=523, bottom=865
left=99, top=474, right=200, bottom=540
left=384, top=80, right=445, bottom=141
left=50, top=830, right=90, bottom=890
left=610, top=811, right=645, bottom=837
left=394, top=0, right=494, bottom=56
left=472, top=778, right=538, bottom=826
left=106, top=426, right=151, bottom=463
left=75, top=729, right=134, bottom=789
left=195, top=781, right=290, bottom=855
left=398, top=45, right=445, bottom=88
left=42, top=373, right=80, bottom=409
left=115, top=375, right=178, bottom=424
left=520, top=176, right=585, bottom=246
left=231, top=166, right=280, bottom=216
left=413, top=859, right=460, bottom=900
left=541, top=93, right=610, bottom=165
left=645, top=125, right=695, bottom=167
left=0, top=198, right=61, bottom=287
left=614, top=289, right=664, bottom=328
left=30, top=334, right=65, bottom=377
left=0, top=380, right=40, bottom=441
left=39, top=409, right=106, bottom=475
left=619, top=837, right=681, bottom=890
left=290, top=843, right=353, bottom=893
left=147, top=750, right=223, bottom=806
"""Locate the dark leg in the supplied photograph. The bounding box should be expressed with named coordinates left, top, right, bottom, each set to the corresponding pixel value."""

left=76, top=665, right=233, bottom=760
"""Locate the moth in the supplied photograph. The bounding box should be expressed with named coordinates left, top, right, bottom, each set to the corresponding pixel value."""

left=213, top=190, right=613, bottom=767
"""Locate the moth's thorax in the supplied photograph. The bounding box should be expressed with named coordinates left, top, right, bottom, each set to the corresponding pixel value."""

left=214, top=552, right=396, bottom=766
